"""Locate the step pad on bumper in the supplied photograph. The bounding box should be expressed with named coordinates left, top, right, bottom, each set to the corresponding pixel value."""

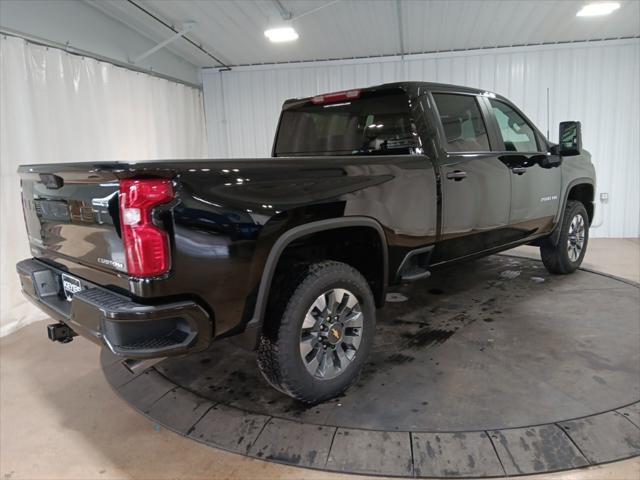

left=17, top=258, right=212, bottom=359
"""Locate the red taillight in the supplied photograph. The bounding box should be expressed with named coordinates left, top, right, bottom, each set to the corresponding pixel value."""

left=311, top=89, right=360, bottom=105
left=119, top=179, right=174, bottom=278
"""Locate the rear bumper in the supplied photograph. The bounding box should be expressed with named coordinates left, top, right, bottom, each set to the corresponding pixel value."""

left=17, top=258, right=212, bottom=359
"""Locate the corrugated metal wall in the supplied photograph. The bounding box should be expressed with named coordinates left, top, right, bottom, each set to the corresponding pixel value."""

left=203, top=39, right=640, bottom=238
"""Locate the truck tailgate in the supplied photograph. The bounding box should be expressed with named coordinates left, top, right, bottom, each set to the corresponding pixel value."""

left=19, top=168, right=126, bottom=275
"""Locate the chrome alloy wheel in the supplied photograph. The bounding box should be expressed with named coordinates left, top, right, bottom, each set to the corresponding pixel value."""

left=299, top=288, right=364, bottom=380
left=567, top=213, right=586, bottom=262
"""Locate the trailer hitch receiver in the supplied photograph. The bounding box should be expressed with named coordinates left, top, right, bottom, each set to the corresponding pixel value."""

left=47, top=323, right=77, bottom=343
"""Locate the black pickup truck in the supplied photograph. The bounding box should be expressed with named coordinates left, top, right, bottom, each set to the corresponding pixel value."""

left=17, top=82, right=595, bottom=402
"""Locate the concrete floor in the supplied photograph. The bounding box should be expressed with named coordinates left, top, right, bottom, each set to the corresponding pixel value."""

left=1, top=238, right=638, bottom=480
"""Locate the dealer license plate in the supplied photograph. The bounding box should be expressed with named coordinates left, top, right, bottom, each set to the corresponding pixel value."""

left=61, top=274, right=82, bottom=301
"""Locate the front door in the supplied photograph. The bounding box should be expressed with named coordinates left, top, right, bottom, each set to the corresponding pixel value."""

left=485, top=98, right=562, bottom=238
left=428, top=92, right=512, bottom=263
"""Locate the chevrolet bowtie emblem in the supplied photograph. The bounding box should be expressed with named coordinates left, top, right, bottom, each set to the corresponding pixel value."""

left=331, top=328, right=340, bottom=339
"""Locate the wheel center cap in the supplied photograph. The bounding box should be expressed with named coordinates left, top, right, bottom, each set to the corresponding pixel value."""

left=326, top=323, right=343, bottom=345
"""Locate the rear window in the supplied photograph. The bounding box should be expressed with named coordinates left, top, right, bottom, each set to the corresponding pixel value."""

left=274, top=91, right=420, bottom=156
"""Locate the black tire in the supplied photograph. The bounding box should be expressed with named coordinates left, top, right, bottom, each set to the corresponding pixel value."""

left=540, top=200, right=589, bottom=274
left=257, top=261, right=376, bottom=403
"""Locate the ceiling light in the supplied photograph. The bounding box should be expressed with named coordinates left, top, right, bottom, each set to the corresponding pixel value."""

left=264, top=26, right=299, bottom=43
left=576, top=2, right=620, bottom=16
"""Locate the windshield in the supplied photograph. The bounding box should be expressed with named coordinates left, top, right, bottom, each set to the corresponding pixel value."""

left=274, top=91, right=420, bottom=156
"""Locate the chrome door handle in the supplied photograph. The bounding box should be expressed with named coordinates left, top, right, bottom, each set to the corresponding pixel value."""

left=446, top=170, right=467, bottom=181
left=512, top=167, right=526, bottom=175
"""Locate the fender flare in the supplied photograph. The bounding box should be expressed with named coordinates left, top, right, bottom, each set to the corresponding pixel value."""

left=241, top=217, right=389, bottom=348
left=549, top=177, right=595, bottom=246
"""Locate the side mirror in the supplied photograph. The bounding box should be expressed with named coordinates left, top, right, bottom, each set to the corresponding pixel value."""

left=558, top=121, right=582, bottom=156
left=536, top=154, right=562, bottom=169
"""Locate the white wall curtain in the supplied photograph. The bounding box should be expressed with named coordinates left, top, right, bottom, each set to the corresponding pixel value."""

left=0, top=35, right=207, bottom=336
left=203, top=39, right=640, bottom=238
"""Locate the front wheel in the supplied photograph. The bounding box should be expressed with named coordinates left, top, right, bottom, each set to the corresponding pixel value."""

left=540, top=200, right=589, bottom=274
left=257, top=261, right=376, bottom=403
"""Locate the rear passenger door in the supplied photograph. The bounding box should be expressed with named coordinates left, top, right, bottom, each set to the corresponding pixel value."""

left=484, top=98, right=561, bottom=238
left=428, top=92, right=512, bottom=263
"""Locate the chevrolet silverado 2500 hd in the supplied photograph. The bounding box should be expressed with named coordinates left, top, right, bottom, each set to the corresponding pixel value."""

left=17, top=82, right=595, bottom=402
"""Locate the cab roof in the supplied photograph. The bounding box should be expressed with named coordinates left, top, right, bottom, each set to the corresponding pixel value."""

left=283, top=81, right=496, bottom=107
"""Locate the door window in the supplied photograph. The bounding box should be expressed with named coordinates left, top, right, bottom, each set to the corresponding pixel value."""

left=432, top=94, right=490, bottom=152
left=489, top=99, right=539, bottom=152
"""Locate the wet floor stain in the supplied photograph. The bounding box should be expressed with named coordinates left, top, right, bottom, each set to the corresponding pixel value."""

left=499, top=270, right=522, bottom=280
left=592, top=375, right=607, bottom=385
left=387, top=353, right=415, bottom=364
left=402, top=327, right=455, bottom=349
left=150, top=254, right=639, bottom=434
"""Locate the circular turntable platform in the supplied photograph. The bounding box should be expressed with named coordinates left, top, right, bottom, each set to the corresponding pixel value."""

left=102, top=254, right=640, bottom=478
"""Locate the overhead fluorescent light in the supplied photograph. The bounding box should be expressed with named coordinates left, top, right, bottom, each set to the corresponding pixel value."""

left=576, top=2, right=620, bottom=16
left=264, top=26, right=299, bottom=43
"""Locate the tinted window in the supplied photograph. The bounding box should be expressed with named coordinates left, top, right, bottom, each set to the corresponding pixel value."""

left=490, top=99, right=539, bottom=152
left=432, top=94, right=490, bottom=152
left=274, top=91, right=419, bottom=156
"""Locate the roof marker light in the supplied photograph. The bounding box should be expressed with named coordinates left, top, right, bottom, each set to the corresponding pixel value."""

left=311, top=89, right=361, bottom=105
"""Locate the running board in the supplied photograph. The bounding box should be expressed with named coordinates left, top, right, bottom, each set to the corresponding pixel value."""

left=400, top=266, right=431, bottom=282
left=397, top=245, right=434, bottom=282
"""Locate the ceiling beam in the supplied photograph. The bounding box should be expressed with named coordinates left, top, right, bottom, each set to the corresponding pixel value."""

left=294, top=0, right=341, bottom=20
left=126, top=0, right=232, bottom=70
left=272, top=0, right=293, bottom=20
left=0, top=27, right=201, bottom=88
left=131, top=21, right=195, bottom=64
left=272, top=0, right=341, bottom=22
left=396, top=0, right=405, bottom=58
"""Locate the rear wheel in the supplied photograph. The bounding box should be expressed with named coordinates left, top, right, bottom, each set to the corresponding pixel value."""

left=540, top=200, right=589, bottom=274
left=257, top=261, right=375, bottom=403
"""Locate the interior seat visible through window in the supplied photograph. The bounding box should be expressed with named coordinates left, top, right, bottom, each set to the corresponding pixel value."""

left=432, top=93, right=490, bottom=152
